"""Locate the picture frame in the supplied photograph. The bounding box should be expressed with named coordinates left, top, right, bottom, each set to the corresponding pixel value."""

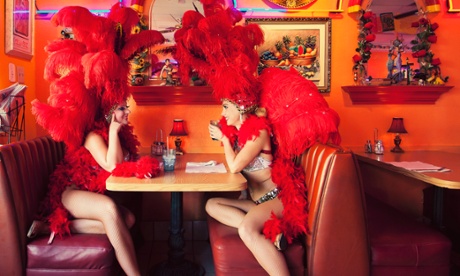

left=246, top=17, right=331, bottom=93
left=448, top=0, right=460, bottom=12
left=379, top=12, right=395, bottom=32
left=5, top=0, right=35, bottom=60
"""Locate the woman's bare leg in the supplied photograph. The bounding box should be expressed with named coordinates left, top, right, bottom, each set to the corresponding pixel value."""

left=205, top=197, right=254, bottom=228
left=62, top=189, right=140, bottom=276
left=239, top=198, right=289, bottom=276
left=206, top=197, right=289, bottom=275
left=70, top=205, right=136, bottom=234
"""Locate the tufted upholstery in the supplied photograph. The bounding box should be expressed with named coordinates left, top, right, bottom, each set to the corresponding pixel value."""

left=0, top=136, right=116, bottom=275
left=207, top=143, right=451, bottom=275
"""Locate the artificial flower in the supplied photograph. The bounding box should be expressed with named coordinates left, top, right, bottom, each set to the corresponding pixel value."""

left=410, top=13, right=448, bottom=84
left=352, top=54, right=362, bottom=63
left=431, top=58, right=441, bottom=66
left=365, top=34, right=376, bottom=42
left=427, top=35, right=437, bottom=43
left=353, top=9, right=375, bottom=68
left=364, top=22, right=374, bottom=29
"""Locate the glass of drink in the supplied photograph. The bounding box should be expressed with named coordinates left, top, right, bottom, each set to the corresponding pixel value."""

left=210, top=120, right=220, bottom=141
left=162, top=149, right=176, bottom=171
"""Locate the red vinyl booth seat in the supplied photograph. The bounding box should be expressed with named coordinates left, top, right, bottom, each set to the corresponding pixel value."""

left=207, top=143, right=451, bottom=275
left=0, top=136, right=116, bottom=275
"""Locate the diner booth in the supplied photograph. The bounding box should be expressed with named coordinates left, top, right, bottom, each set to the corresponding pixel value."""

left=1, top=0, right=460, bottom=275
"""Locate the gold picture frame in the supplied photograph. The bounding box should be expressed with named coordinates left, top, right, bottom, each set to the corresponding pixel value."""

left=246, top=17, right=331, bottom=93
left=5, top=0, right=35, bottom=60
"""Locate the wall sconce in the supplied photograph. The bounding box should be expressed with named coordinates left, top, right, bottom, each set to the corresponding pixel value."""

left=387, top=117, right=408, bottom=153
left=169, top=119, right=188, bottom=155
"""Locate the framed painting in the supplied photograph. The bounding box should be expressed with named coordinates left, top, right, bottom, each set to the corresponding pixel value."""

left=5, top=0, right=35, bottom=60
left=448, top=0, right=460, bottom=12
left=246, top=17, right=331, bottom=93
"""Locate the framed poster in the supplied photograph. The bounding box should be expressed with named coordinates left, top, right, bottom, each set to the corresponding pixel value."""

left=448, top=0, right=460, bottom=12
left=5, top=0, right=35, bottom=60
left=246, top=17, right=331, bottom=93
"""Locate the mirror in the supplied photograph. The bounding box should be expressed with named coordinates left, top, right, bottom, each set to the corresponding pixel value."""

left=147, top=0, right=205, bottom=86
left=356, top=0, right=421, bottom=83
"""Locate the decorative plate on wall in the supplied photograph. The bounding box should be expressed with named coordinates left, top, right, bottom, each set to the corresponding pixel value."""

left=267, top=0, right=316, bottom=9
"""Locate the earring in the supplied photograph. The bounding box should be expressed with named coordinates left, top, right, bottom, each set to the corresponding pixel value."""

left=239, top=113, right=243, bottom=123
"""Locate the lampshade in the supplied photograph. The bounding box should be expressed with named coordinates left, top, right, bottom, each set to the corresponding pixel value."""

left=387, top=118, right=408, bottom=134
left=169, top=119, right=188, bottom=136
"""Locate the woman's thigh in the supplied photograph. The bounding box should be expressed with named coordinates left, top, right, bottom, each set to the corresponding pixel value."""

left=207, top=197, right=255, bottom=213
left=61, top=189, right=118, bottom=221
left=242, top=197, right=283, bottom=232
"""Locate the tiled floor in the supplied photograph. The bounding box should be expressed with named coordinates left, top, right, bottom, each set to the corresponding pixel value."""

left=134, top=220, right=215, bottom=276
left=136, top=240, right=215, bottom=275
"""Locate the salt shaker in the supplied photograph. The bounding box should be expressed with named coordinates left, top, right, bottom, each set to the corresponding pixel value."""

left=374, top=140, right=384, bottom=155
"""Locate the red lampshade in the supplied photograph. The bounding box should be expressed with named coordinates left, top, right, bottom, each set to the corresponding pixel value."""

left=169, top=119, right=188, bottom=136
left=387, top=117, right=408, bottom=134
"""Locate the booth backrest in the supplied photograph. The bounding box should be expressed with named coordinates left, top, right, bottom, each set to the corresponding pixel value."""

left=0, top=136, right=65, bottom=274
left=300, top=144, right=370, bottom=276
left=207, top=143, right=451, bottom=275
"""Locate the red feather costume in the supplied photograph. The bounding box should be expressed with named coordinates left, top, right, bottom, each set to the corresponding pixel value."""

left=174, top=1, right=341, bottom=243
left=31, top=4, right=165, bottom=237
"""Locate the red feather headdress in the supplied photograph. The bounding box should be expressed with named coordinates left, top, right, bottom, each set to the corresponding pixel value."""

left=174, top=1, right=263, bottom=113
left=32, top=3, right=165, bottom=150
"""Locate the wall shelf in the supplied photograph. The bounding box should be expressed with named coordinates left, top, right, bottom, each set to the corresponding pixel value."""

left=342, top=85, right=453, bottom=105
left=130, top=85, right=218, bottom=105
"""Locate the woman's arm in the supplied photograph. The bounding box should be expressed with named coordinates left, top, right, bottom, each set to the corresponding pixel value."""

left=84, top=116, right=124, bottom=172
left=222, top=130, right=270, bottom=173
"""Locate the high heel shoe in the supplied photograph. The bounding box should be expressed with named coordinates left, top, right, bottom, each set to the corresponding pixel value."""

left=274, top=233, right=287, bottom=251
left=47, top=232, right=56, bottom=245
left=27, top=220, right=42, bottom=239
left=27, top=220, right=51, bottom=239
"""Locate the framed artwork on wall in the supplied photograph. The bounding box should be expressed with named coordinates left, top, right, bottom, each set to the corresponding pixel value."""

left=5, top=0, right=35, bottom=60
left=246, top=17, right=331, bottom=93
left=448, top=0, right=460, bottom=12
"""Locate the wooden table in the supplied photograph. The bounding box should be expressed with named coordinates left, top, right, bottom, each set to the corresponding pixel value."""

left=350, top=148, right=460, bottom=227
left=106, top=153, right=247, bottom=276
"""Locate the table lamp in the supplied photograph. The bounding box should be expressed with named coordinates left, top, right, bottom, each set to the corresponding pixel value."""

left=387, top=117, right=408, bottom=153
left=169, top=119, right=188, bottom=155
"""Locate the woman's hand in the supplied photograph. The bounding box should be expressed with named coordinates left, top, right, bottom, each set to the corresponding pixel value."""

left=209, top=123, right=223, bottom=141
left=109, top=111, right=123, bottom=135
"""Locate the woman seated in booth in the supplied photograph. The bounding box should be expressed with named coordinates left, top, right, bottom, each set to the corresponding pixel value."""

left=29, top=4, right=164, bottom=276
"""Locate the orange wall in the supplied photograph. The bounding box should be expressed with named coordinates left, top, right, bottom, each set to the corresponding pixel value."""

left=24, top=0, right=460, bottom=153
left=0, top=3, right=37, bottom=144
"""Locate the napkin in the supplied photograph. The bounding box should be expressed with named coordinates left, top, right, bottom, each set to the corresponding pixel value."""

left=185, top=161, right=227, bottom=173
left=387, top=161, right=451, bottom=173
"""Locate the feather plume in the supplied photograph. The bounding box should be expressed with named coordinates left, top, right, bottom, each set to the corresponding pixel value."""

left=120, top=30, right=165, bottom=60
left=260, top=68, right=341, bottom=158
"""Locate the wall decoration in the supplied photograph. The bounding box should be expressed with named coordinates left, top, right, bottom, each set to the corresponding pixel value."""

left=5, top=0, right=35, bottom=60
left=246, top=17, right=331, bottom=93
left=380, top=12, right=395, bottom=32
left=448, top=0, right=460, bottom=12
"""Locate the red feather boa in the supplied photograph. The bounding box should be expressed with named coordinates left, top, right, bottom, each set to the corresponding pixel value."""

left=219, top=114, right=271, bottom=148
left=219, top=114, right=309, bottom=243
left=39, top=121, right=159, bottom=237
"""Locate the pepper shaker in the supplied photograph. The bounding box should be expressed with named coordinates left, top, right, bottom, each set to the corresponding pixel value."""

left=364, top=140, right=373, bottom=153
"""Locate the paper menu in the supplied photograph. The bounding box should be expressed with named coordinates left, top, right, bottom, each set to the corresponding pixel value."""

left=185, top=162, right=228, bottom=173
left=386, top=161, right=450, bottom=172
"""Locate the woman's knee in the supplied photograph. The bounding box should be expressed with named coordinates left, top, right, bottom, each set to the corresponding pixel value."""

left=124, top=209, right=136, bottom=229
left=238, top=219, right=258, bottom=245
left=205, top=198, right=219, bottom=216
left=100, top=198, right=123, bottom=222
